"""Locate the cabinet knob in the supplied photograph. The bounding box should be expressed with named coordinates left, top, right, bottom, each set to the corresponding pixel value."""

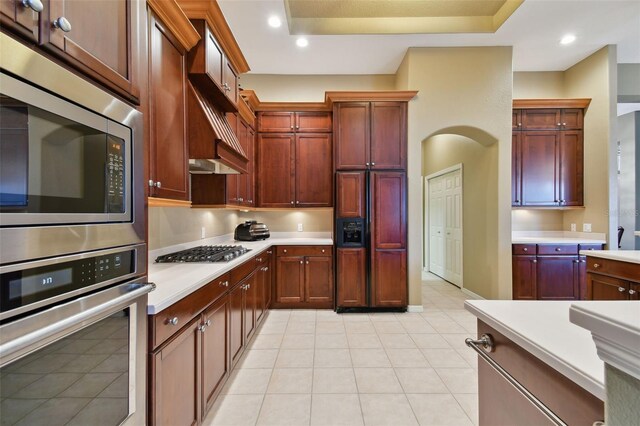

left=21, top=0, right=43, bottom=12
left=53, top=16, right=72, bottom=32
left=557, top=123, right=561, bottom=126
left=167, top=317, right=179, bottom=326
left=555, top=248, right=562, bottom=252
left=371, top=162, right=376, bottom=166
left=290, top=201, right=294, bottom=204
left=306, top=260, right=309, bottom=264
left=148, top=179, right=155, bottom=187
left=593, top=263, right=600, bottom=269
left=562, top=122, right=567, bottom=126
left=629, top=289, right=636, bottom=295
left=267, top=251, right=272, bottom=254
left=321, top=249, right=325, bottom=253
left=156, top=181, right=162, bottom=188
left=220, top=280, right=229, bottom=287
left=256, top=258, right=262, bottom=262
left=532, top=259, right=537, bottom=263
left=296, top=126, right=300, bottom=129
left=618, top=287, right=626, bottom=292
left=206, top=320, right=211, bottom=326
left=365, top=162, right=370, bottom=166
left=560, top=199, right=565, bottom=203
left=296, top=201, right=299, bottom=204
left=300, top=260, right=303, bottom=264
left=283, top=249, right=287, bottom=253
left=199, top=324, right=207, bottom=332
left=290, top=126, right=294, bottom=130
left=518, top=122, right=522, bottom=126
left=514, top=199, right=520, bottom=203
left=523, top=247, right=528, bottom=252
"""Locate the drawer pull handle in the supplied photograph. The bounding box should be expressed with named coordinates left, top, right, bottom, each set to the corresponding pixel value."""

left=593, top=263, right=600, bottom=269
left=22, top=0, right=43, bottom=12
left=618, top=287, right=626, bottom=292
left=283, top=249, right=287, bottom=253
left=167, top=317, right=179, bottom=326
left=466, top=334, right=567, bottom=426
left=256, top=258, right=262, bottom=262
left=322, top=249, right=325, bottom=253
left=220, top=280, right=229, bottom=287
left=629, top=289, right=636, bottom=295
left=523, top=248, right=528, bottom=252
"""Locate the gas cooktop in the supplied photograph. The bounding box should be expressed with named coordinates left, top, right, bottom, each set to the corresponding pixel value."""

left=155, top=245, right=251, bottom=263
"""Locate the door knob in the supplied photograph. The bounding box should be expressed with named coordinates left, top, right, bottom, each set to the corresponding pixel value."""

left=21, top=0, right=43, bottom=12
left=53, top=16, right=72, bottom=32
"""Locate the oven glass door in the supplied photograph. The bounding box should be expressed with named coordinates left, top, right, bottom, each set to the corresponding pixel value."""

left=0, top=308, right=132, bottom=425
left=0, top=73, right=131, bottom=226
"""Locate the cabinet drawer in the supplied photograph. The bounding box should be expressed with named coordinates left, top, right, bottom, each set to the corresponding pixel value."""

left=277, top=246, right=332, bottom=257
left=586, top=256, right=640, bottom=280
left=579, top=244, right=604, bottom=252
left=537, top=244, right=578, bottom=255
left=512, top=244, right=536, bottom=255
left=254, top=250, right=272, bottom=266
left=151, top=273, right=230, bottom=349
left=230, top=255, right=257, bottom=284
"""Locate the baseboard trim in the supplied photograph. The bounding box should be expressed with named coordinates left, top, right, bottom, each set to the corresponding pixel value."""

left=461, top=288, right=485, bottom=300
left=407, top=305, right=424, bottom=313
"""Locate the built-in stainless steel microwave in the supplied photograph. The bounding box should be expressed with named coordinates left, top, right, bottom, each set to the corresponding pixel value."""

left=0, top=34, right=145, bottom=265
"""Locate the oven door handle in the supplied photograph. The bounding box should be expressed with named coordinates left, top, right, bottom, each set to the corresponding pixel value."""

left=0, top=281, right=155, bottom=365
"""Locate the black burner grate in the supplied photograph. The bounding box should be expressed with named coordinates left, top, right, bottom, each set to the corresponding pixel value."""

left=155, top=245, right=250, bottom=263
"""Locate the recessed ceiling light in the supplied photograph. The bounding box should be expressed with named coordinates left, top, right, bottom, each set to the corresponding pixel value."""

left=560, top=34, right=576, bottom=45
left=296, top=37, right=309, bottom=48
left=267, top=16, right=281, bottom=28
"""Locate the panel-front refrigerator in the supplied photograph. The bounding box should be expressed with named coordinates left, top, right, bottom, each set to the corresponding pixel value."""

left=335, top=170, right=407, bottom=311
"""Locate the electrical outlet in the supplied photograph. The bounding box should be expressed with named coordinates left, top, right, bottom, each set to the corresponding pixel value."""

left=297, top=223, right=303, bottom=232
left=570, top=223, right=576, bottom=232
left=201, top=227, right=206, bottom=239
left=583, top=223, right=592, bottom=233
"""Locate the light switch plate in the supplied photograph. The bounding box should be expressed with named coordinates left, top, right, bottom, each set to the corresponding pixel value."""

left=571, top=223, right=577, bottom=232
left=201, top=227, right=206, bottom=239
left=583, top=223, right=592, bottom=232
left=297, top=223, right=303, bottom=232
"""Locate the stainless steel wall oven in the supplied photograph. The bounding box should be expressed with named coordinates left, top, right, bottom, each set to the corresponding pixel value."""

left=1, top=34, right=151, bottom=425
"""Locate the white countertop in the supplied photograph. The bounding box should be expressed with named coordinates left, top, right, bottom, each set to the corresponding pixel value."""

left=512, top=231, right=606, bottom=244
left=580, top=250, right=640, bottom=264
left=147, top=234, right=333, bottom=314
left=570, top=303, right=640, bottom=381
left=464, top=300, right=605, bottom=400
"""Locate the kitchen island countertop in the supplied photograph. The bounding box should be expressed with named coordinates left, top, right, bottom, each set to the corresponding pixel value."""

left=464, top=300, right=605, bottom=400
left=579, top=250, right=640, bottom=264
left=147, top=234, right=332, bottom=314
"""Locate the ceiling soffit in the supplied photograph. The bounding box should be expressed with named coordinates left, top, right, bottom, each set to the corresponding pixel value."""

left=284, top=0, right=524, bottom=34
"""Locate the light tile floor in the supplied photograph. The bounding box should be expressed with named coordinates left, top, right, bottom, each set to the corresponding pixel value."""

left=204, top=273, right=480, bottom=426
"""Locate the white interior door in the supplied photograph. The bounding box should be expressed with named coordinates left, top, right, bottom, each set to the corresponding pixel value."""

left=427, top=168, right=463, bottom=287
left=428, top=175, right=444, bottom=277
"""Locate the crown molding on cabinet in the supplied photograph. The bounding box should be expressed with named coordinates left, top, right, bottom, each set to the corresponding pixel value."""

left=147, top=0, right=200, bottom=52
left=237, top=96, right=256, bottom=128
left=176, top=0, right=250, bottom=74
left=513, top=99, right=592, bottom=109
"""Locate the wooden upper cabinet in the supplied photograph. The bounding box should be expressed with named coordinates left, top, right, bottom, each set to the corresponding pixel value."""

left=334, top=102, right=370, bottom=170
left=148, top=11, right=189, bottom=201
left=296, top=112, right=332, bottom=133
left=558, top=130, right=583, bottom=206
left=1, top=0, right=40, bottom=42
left=258, top=112, right=331, bottom=133
left=256, top=133, right=295, bottom=207
left=258, top=112, right=295, bottom=133
left=188, top=19, right=238, bottom=112
left=521, top=109, right=561, bottom=130
left=520, top=132, right=559, bottom=206
left=295, top=133, right=333, bottom=207
left=336, top=172, right=365, bottom=218
left=41, top=0, right=138, bottom=102
left=370, top=102, right=406, bottom=169
left=512, top=132, right=522, bottom=206
left=371, top=171, right=406, bottom=249
left=560, top=109, right=583, bottom=130
left=512, top=110, right=522, bottom=130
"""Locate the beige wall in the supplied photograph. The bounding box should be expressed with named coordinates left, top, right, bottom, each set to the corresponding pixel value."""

left=511, top=210, right=564, bottom=231
left=563, top=46, right=616, bottom=243
left=240, top=74, right=396, bottom=102
left=237, top=210, right=333, bottom=233
left=397, top=47, right=513, bottom=300
left=513, top=72, right=564, bottom=99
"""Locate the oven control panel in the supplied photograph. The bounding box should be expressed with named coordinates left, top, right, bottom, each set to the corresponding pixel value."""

left=107, top=136, right=125, bottom=213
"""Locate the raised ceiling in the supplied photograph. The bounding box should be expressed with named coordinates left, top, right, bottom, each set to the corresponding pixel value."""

left=218, top=0, right=640, bottom=74
left=284, top=0, right=524, bottom=34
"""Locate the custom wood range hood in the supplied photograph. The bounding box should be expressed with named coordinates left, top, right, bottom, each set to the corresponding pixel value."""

left=187, top=81, right=248, bottom=175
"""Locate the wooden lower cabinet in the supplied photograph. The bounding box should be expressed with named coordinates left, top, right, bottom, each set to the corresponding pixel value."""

left=150, top=318, right=200, bottom=426
left=201, top=297, right=229, bottom=417
left=273, top=246, right=333, bottom=308
left=336, top=248, right=367, bottom=307
left=229, top=281, right=245, bottom=366
left=512, top=255, right=537, bottom=300
left=536, top=256, right=579, bottom=300
left=589, top=274, right=630, bottom=300
left=244, top=273, right=258, bottom=342
left=477, top=321, right=604, bottom=425
left=586, top=255, right=640, bottom=300
left=371, top=249, right=407, bottom=307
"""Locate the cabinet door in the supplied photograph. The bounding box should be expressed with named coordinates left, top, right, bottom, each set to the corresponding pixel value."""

left=558, top=130, right=583, bottom=206
left=226, top=174, right=238, bottom=205
left=229, top=283, right=245, bottom=366
left=1, top=0, right=39, bottom=42
left=512, top=255, right=537, bottom=300
left=43, top=0, right=136, bottom=100
left=578, top=256, right=588, bottom=300
left=371, top=250, right=407, bottom=307
left=336, top=248, right=366, bottom=307
left=276, top=256, right=304, bottom=303
left=560, top=109, right=583, bottom=130
left=336, top=171, right=366, bottom=218
left=223, top=59, right=237, bottom=105
left=305, top=256, right=333, bottom=303
left=256, top=134, right=295, bottom=207
left=630, top=283, right=639, bottom=301
left=588, top=274, right=629, bottom=300
left=512, top=110, right=522, bottom=130
left=148, top=12, right=189, bottom=200
left=236, top=119, right=249, bottom=204
left=334, top=102, right=369, bottom=170
left=151, top=319, right=199, bottom=426
left=258, top=112, right=295, bottom=132
left=244, top=274, right=257, bottom=342
left=521, top=132, right=559, bottom=206
left=264, top=253, right=273, bottom=309
left=521, top=109, right=560, bottom=130
left=537, top=256, right=579, bottom=300
left=295, top=133, right=333, bottom=207
left=371, top=172, right=407, bottom=250
left=204, top=25, right=224, bottom=89
left=246, top=127, right=256, bottom=206
left=370, top=102, right=406, bottom=169
left=201, top=296, right=229, bottom=418
left=512, top=132, right=522, bottom=206
left=295, top=112, right=332, bottom=132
